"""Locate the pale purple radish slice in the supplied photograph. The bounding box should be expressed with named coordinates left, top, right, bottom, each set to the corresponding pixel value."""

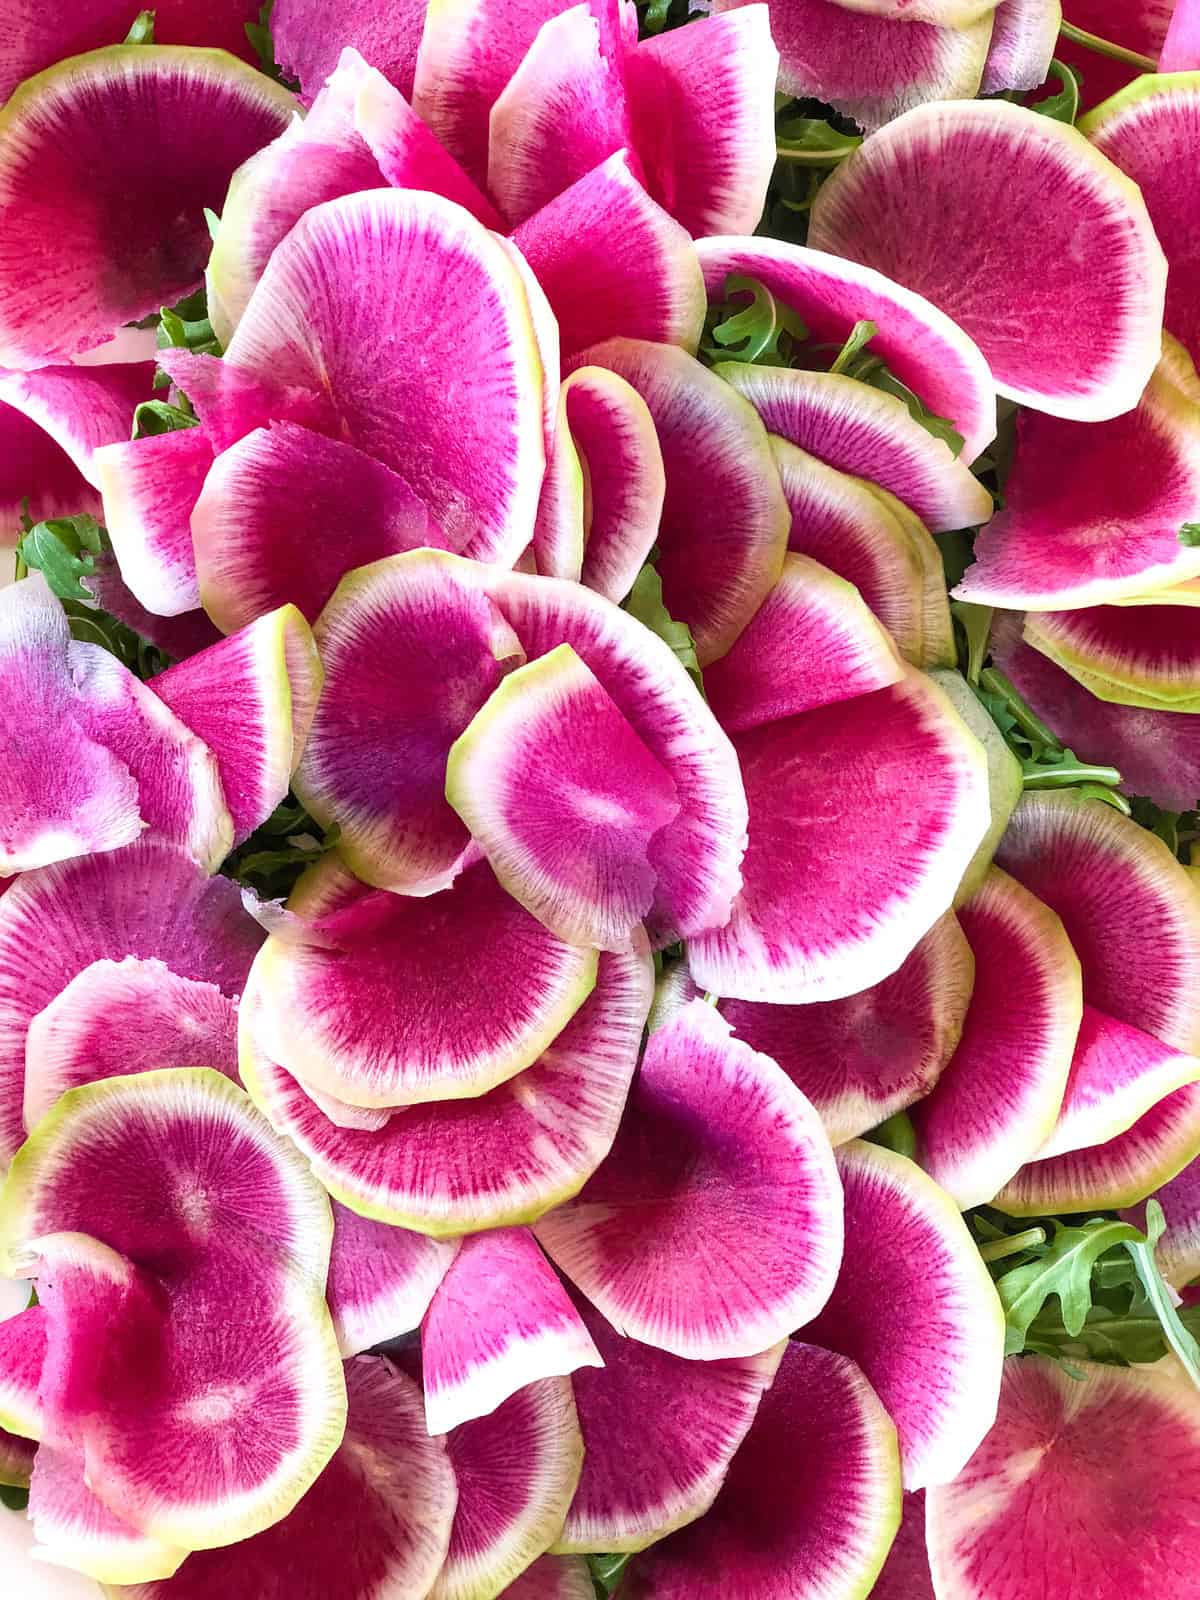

left=150, top=605, right=321, bottom=846
left=802, top=1142, right=1003, bottom=1490
left=1162, top=1, right=1200, bottom=68
left=511, top=153, right=706, bottom=359
left=557, top=1295, right=782, bottom=1553
left=911, top=868, right=1080, bottom=1209
left=696, top=238, right=995, bottom=462
left=1083, top=75, right=1200, bottom=363
left=994, top=790, right=1200, bottom=1052
left=1023, top=603, right=1200, bottom=711
left=716, top=365, right=994, bottom=531
left=447, top=643, right=682, bottom=950
left=981, top=0, right=1060, bottom=91
left=809, top=101, right=1166, bottom=421
left=1129, top=1153, right=1200, bottom=1288
left=420, top=1228, right=602, bottom=1435
left=327, top=1204, right=457, bottom=1357
left=294, top=552, right=521, bottom=894
left=23, top=958, right=238, bottom=1133
left=622, top=1342, right=901, bottom=1600
left=94, top=430, right=213, bottom=619
left=0, top=839, right=263, bottom=1160
left=241, top=948, right=651, bottom=1235
left=273, top=0, right=428, bottom=99
left=499, top=1556, right=594, bottom=1599
left=432, top=1378, right=582, bottom=1599
left=0, top=1432, right=34, bottom=1488
left=225, top=189, right=544, bottom=567
left=714, top=913, right=974, bottom=1146
left=28, top=1442, right=186, bottom=1585
left=534, top=999, right=843, bottom=1360
left=114, top=1355, right=457, bottom=1600
left=690, top=669, right=989, bottom=1004
left=487, top=7, right=630, bottom=226
left=0, top=47, right=295, bottom=368
left=873, top=1491, right=934, bottom=1600
left=0, top=1304, right=45, bottom=1443
left=570, top=338, right=788, bottom=663
left=926, top=1356, right=1200, bottom=1600
left=623, top=6, right=778, bottom=236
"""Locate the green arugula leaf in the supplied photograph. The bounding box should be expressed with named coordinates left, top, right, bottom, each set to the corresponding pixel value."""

left=775, top=116, right=862, bottom=165
left=624, top=564, right=706, bottom=697
left=124, top=9, right=155, bottom=43
left=863, top=1109, right=917, bottom=1159
left=997, top=1218, right=1144, bottom=1356
left=1123, top=1200, right=1200, bottom=1390
left=701, top=274, right=808, bottom=368
left=1179, top=522, right=1200, bottom=547
left=589, top=1554, right=632, bottom=1596
left=829, top=318, right=879, bottom=376
left=133, top=399, right=199, bottom=438
left=1028, top=60, right=1081, bottom=125
left=17, top=514, right=104, bottom=603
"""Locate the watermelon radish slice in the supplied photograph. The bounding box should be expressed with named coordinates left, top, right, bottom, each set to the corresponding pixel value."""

left=326, top=1204, right=458, bottom=1357
left=294, top=552, right=522, bottom=895
left=1127, top=1152, right=1200, bottom=1288
left=809, top=100, right=1166, bottom=421
left=1023, top=602, right=1200, bottom=711
left=94, top=430, right=213, bottom=620
left=272, top=0, right=428, bottom=100
left=533, top=405, right=585, bottom=584
left=715, top=365, right=994, bottom=532
left=499, top=1556, right=595, bottom=1599
left=27, top=1441, right=186, bottom=1585
left=571, top=337, right=788, bottom=664
left=22, top=959, right=238, bottom=1133
left=820, top=0, right=997, bottom=22
left=153, top=350, right=340, bottom=457
left=0, top=1303, right=44, bottom=1446
left=510, top=153, right=706, bottom=359
left=927, top=670, right=1023, bottom=906
left=557, top=1295, right=782, bottom=1553
left=1059, top=0, right=1175, bottom=105
left=241, top=946, right=650, bottom=1235
left=224, top=189, right=545, bottom=567
left=0, top=1488, right=107, bottom=1598
left=714, top=0, right=993, bottom=134
left=955, top=352, right=1200, bottom=609
left=420, top=1228, right=601, bottom=1435
left=926, top=1356, right=1200, bottom=1600
left=433, top=1379, right=582, bottom=1599
left=534, top=1000, right=844, bottom=1361
left=1162, top=1, right=1200, bottom=68
left=911, top=869, right=1081, bottom=1209
left=981, top=0, right=1060, bottom=92
left=1083, top=75, right=1200, bottom=363
left=0, top=47, right=295, bottom=367
left=695, top=238, right=996, bottom=462
left=803, top=1141, right=1004, bottom=1490
left=113, top=1355, right=457, bottom=1600
left=873, top=1491, right=934, bottom=1600
left=622, top=1342, right=901, bottom=1600
left=150, top=605, right=321, bottom=846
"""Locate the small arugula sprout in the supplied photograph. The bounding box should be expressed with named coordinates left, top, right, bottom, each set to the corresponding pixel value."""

left=16, top=513, right=104, bottom=603
left=124, top=9, right=155, bottom=44
left=624, top=562, right=706, bottom=699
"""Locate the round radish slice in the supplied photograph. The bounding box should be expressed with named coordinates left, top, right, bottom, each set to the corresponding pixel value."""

left=1023, top=602, right=1200, bottom=710
left=502, top=1555, right=595, bottom=1599
left=241, top=947, right=650, bottom=1236
left=225, top=188, right=545, bottom=568
left=621, top=1342, right=901, bottom=1600
left=327, top=1204, right=458, bottom=1357
left=696, top=236, right=995, bottom=463
left=557, top=1295, right=781, bottom=1553
left=273, top=0, right=427, bottom=100
left=912, top=869, right=1080, bottom=1209
left=981, top=0, right=1059, bottom=91
left=28, top=1441, right=186, bottom=1585
left=534, top=999, right=844, bottom=1361
left=809, top=100, right=1166, bottom=421
left=926, top=1356, right=1200, bottom=1600
left=802, top=1141, right=1004, bottom=1490
left=432, top=1379, right=582, bottom=1599
left=0, top=47, right=294, bottom=367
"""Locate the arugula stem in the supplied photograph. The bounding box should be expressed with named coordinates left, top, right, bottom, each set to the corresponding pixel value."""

left=977, top=667, right=1060, bottom=748
left=1022, top=760, right=1124, bottom=791
left=1058, top=20, right=1157, bottom=72
left=980, top=1228, right=1046, bottom=1264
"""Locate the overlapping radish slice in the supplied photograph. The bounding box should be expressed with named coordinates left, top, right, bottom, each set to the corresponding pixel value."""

left=715, top=0, right=993, bottom=134
left=621, top=1342, right=901, bottom=1600
left=820, top=0, right=997, bottom=22
left=927, top=670, right=1022, bottom=904
left=803, top=1141, right=1004, bottom=1490
left=716, top=365, right=993, bottom=532
left=502, top=1555, right=595, bottom=1599
left=691, top=566, right=989, bottom=1002
left=872, top=1490, right=934, bottom=1600
left=557, top=1295, right=781, bottom=1553
left=242, top=945, right=650, bottom=1235
left=0, top=46, right=294, bottom=367
left=956, top=350, right=1200, bottom=608
left=1129, top=1152, right=1200, bottom=1288
left=981, top=0, right=1059, bottom=90
left=534, top=1000, right=843, bottom=1360
left=28, top=1441, right=186, bottom=1585
left=0, top=1301, right=44, bottom=1444
left=94, top=430, right=213, bottom=619
left=420, top=1228, right=601, bottom=1435
left=571, top=338, right=787, bottom=663
left=1023, top=603, right=1200, bottom=711
left=432, top=1378, right=582, bottom=1598
left=696, top=238, right=995, bottom=462
left=927, top=1356, right=1200, bottom=1600
left=810, top=100, right=1166, bottom=421
left=114, top=1355, right=456, bottom=1600
left=224, top=188, right=544, bottom=567
left=273, top=0, right=428, bottom=100
left=327, top=1204, right=458, bottom=1356
left=511, top=153, right=705, bottom=359
left=1162, top=0, right=1200, bottom=68
left=912, top=869, right=1080, bottom=1209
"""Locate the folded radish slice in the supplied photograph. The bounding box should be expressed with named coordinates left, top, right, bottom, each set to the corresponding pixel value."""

left=326, top=1203, right=458, bottom=1357
left=0, top=46, right=295, bottom=367
left=273, top=0, right=429, bottom=100
left=802, top=1141, right=1004, bottom=1490
left=696, top=237, right=995, bottom=463
left=432, top=1379, right=582, bottom=1598
left=1023, top=602, right=1200, bottom=711
left=912, top=869, right=1081, bottom=1209
left=809, top=100, right=1166, bottom=422
left=502, top=1556, right=595, bottom=1598
left=241, top=946, right=650, bottom=1236
left=926, top=1357, right=1200, bottom=1600
left=621, top=1343, right=901, bottom=1600
left=420, top=1228, right=602, bottom=1435
left=534, top=1000, right=844, bottom=1361
left=981, top=0, right=1059, bottom=92
left=94, top=430, right=213, bottom=619
left=557, top=1295, right=782, bottom=1553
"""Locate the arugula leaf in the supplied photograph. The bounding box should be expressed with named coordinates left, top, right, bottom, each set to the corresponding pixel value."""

left=1179, top=522, right=1200, bottom=547
left=16, top=514, right=104, bottom=603
left=997, top=1218, right=1144, bottom=1356
left=864, top=1109, right=917, bottom=1159
left=589, top=1554, right=632, bottom=1596
left=775, top=116, right=862, bottom=166
left=701, top=275, right=808, bottom=368
left=1028, top=60, right=1081, bottom=125
left=133, top=399, right=199, bottom=438
left=624, top=564, right=705, bottom=697
left=829, top=318, right=878, bottom=376
left=1122, top=1200, right=1200, bottom=1390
